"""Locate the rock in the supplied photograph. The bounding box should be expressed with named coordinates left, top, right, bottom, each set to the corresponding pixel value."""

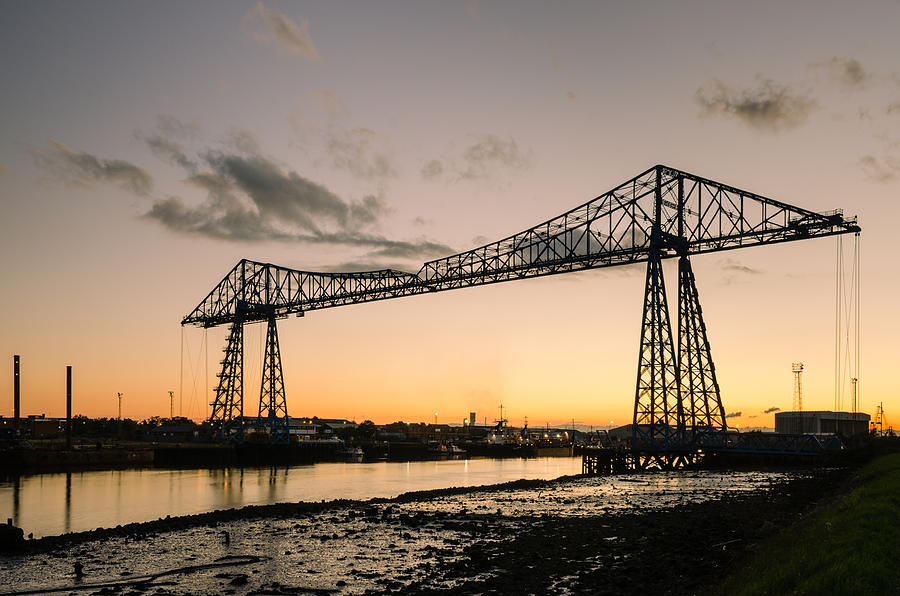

left=228, top=574, right=248, bottom=586
left=0, top=523, right=25, bottom=553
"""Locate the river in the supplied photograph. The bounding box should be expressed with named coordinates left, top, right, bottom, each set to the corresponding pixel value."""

left=0, top=457, right=584, bottom=538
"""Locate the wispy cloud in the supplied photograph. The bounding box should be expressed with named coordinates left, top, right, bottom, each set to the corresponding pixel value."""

left=423, top=134, right=533, bottom=182
left=763, top=406, right=781, bottom=414
left=420, top=159, right=444, bottom=180
left=810, top=57, right=869, bottom=89
left=695, top=78, right=817, bottom=132
left=860, top=154, right=900, bottom=183
left=307, top=89, right=349, bottom=120
left=144, top=135, right=197, bottom=173
left=36, top=120, right=451, bottom=266
left=327, top=127, right=396, bottom=180
left=226, top=127, right=261, bottom=154
left=142, top=140, right=451, bottom=261
left=725, top=411, right=742, bottom=419
left=460, top=134, right=532, bottom=179
left=31, top=140, right=153, bottom=195
left=248, top=1, right=319, bottom=61
left=155, top=114, right=200, bottom=140
left=719, top=258, right=762, bottom=275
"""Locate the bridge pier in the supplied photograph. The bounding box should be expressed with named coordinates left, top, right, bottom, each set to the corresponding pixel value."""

left=633, top=248, right=727, bottom=452
left=209, top=312, right=291, bottom=444
left=210, top=317, right=244, bottom=442
left=257, top=315, right=289, bottom=444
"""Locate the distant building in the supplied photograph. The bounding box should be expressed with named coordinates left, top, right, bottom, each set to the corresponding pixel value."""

left=0, top=414, right=65, bottom=439
left=315, top=418, right=357, bottom=435
left=774, top=411, right=870, bottom=436
left=150, top=421, right=198, bottom=442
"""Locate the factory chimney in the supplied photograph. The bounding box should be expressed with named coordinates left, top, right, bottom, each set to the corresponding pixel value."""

left=13, top=355, right=20, bottom=429
left=66, top=366, right=72, bottom=450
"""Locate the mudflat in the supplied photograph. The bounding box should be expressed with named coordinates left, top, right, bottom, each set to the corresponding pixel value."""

left=0, top=467, right=851, bottom=595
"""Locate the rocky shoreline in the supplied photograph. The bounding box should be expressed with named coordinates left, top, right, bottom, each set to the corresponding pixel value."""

left=0, top=466, right=854, bottom=595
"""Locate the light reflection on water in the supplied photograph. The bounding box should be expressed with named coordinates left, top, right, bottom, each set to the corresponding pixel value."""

left=0, top=457, right=583, bottom=538
left=0, top=467, right=801, bottom=595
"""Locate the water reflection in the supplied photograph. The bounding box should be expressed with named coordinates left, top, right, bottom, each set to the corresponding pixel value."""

left=0, top=457, right=582, bottom=538
left=64, top=473, right=71, bottom=534
left=12, top=476, right=19, bottom=527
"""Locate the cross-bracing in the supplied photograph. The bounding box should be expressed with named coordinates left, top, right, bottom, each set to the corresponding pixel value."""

left=182, top=165, right=860, bottom=455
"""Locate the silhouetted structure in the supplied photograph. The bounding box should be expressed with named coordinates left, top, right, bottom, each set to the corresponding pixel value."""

left=182, top=165, right=860, bottom=452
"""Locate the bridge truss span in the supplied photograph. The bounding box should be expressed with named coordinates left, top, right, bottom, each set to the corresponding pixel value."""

left=181, top=164, right=859, bottom=446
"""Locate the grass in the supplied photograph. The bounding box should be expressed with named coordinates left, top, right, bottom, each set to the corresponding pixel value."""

left=721, top=452, right=900, bottom=595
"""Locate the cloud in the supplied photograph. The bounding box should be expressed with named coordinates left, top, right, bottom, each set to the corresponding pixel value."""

left=695, top=78, right=817, bottom=132
left=422, top=134, right=533, bottom=183
left=763, top=407, right=781, bottom=414
left=249, top=2, right=319, bottom=61
left=460, top=134, right=532, bottom=178
left=421, top=159, right=444, bottom=180
left=31, top=140, right=153, bottom=195
left=60, top=116, right=450, bottom=264
left=860, top=154, right=900, bottom=183
left=226, top=127, right=261, bottom=154
left=143, top=148, right=453, bottom=261
left=327, top=127, right=396, bottom=180
left=307, top=89, right=350, bottom=120
left=718, top=258, right=762, bottom=275
left=810, top=57, right=869, bottom=89
left=202, top=151, right=354, bottom=233
left=724, top=411, right=742, bottom=419
left=887, top=101, right=900, bottom=115
left=326, top=260, right=418, bottom=273
left=155, top=114, right=201, bottom=140
left=144, top=135, right=196, bottom=172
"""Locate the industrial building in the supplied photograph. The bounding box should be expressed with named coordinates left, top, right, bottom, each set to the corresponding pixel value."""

left=774, top=411, right=870, bottom=437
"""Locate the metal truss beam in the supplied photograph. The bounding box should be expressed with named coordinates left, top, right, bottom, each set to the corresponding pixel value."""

left=257, top=316, right=289, bottom=444
left=210, top=317, right=243, bottom=442
left=182, top=165, right=860, bottom=328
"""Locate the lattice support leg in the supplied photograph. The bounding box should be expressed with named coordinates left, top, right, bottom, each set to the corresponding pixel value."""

left=258, top=316, right=289, bottom=445
left=632, top=251, right=681, bottom=449
left=210, top=318, right=244, bottom=442
left=678, top=256, right=726, bottom=443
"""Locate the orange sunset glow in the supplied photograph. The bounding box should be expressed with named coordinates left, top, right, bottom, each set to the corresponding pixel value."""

left=1, top=1, right=896, bottom=431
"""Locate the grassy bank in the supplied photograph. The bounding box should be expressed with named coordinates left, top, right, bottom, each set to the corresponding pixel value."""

left=721, top=452, right=900, bottom=595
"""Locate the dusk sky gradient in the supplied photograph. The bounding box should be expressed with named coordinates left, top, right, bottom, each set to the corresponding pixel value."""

left=1, top=1, right=897, bottom=429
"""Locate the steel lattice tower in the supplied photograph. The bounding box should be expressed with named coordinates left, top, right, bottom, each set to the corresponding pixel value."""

left=633, top=250, right=680, bottom=449
left=792, top=362, right=804, bottom=411
left=210, top=317, right=244, bottom=441
left=182, top=165, right=860, bottom=451
left=258, top=316, right=289, bottom=444
left=678, top=256, right=726, bottom=436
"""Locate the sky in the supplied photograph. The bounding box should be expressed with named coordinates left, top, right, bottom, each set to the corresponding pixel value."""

left=0, top=0, right=897, bottom=430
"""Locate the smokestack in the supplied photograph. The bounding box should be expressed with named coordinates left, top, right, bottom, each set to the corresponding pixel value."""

left=66, top=366, right=72, bottom=450
left=13, top=355, right=20, bottom=429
